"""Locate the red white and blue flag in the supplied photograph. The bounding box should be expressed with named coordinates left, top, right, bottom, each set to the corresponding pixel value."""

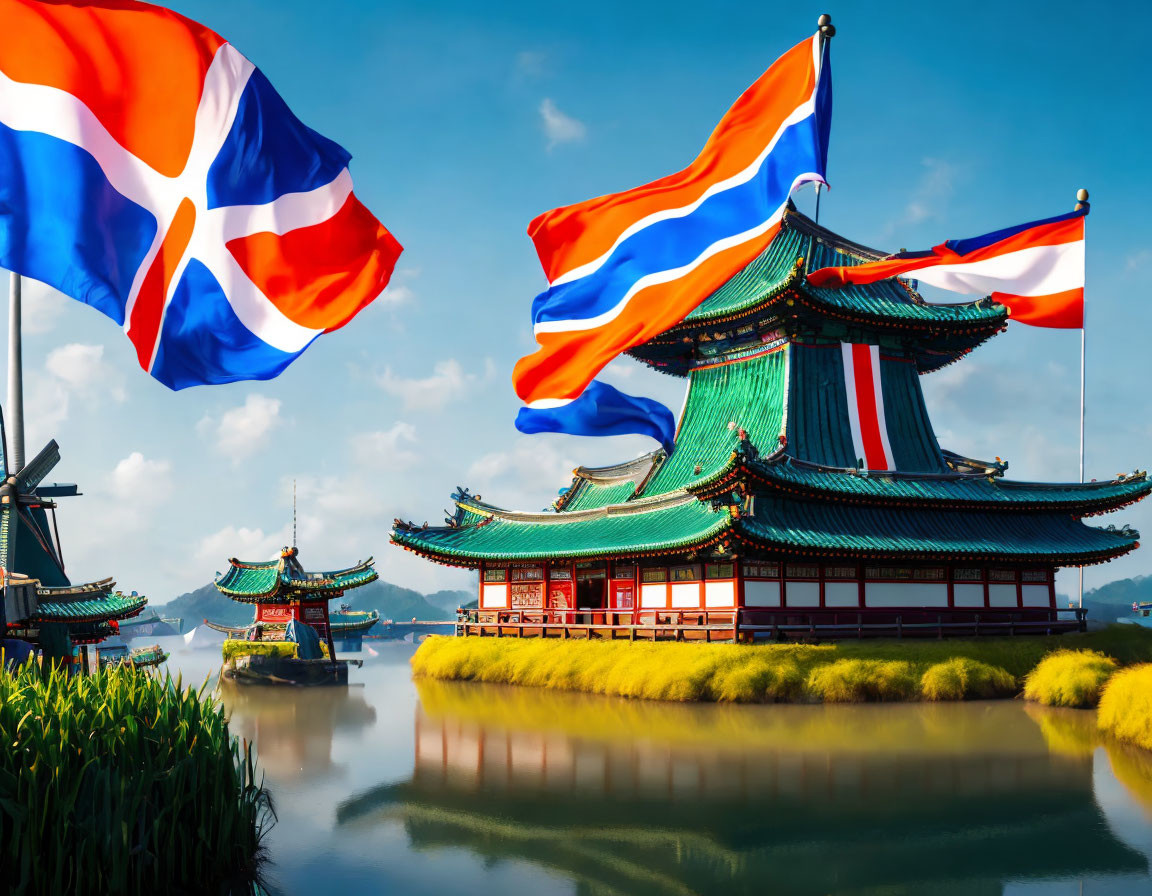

left=513, top=31, right=832, bottom=451
left=0, top=0, right=401, bottom=389
left=808, top=207, right=1087, bottom=329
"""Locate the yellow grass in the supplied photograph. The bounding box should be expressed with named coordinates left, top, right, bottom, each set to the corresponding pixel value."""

left=412, top=628, right=1152, bottom=704
left=1023, top=649, right=1118, bottom=708
left=920, top=657, right=1017, bottom=701
left=221, top=640, right=328, bottom=662
left=805, top=659, right=918, bottom=702
left=1097, top=663, right=1152, bottom=752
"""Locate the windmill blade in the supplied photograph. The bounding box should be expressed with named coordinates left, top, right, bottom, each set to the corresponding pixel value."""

left=14, top=440, right=60, bottom=494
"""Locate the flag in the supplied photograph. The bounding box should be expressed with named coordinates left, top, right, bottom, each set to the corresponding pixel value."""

left=0, top=0, right=402, bottom=389
left=807, top=207, right=1087, bottom=329
left=515, top=380, right=677, bottom=453
left=513, top=30, right=832, bottom=447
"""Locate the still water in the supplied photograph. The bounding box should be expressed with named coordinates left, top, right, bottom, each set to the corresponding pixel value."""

left=157, top=637, right=1152, bottom=895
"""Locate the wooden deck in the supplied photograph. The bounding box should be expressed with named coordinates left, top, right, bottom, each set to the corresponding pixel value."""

left=455, top=607, right=1088, bottom=642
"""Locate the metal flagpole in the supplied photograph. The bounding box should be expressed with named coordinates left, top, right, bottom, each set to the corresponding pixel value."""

left=814, top=14, right=834, bottom=227
left=7, top=271, right=24, bottom=472
left=1076, top=188, right=1089, bottom=611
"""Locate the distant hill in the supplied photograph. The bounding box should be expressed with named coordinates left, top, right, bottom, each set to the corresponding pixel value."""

left=425, top=588, right=475, bottom=613
left=1060, top=575, right=1151, bottom=624
left=160, top=579, right=462, bottom=627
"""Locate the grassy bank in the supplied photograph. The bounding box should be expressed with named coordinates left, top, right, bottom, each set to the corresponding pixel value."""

left=410, top=626, right=1152, bottom=704
left=1098, top=664, right=1152, bottom=752
left=0, top=661, right=273, bottom=895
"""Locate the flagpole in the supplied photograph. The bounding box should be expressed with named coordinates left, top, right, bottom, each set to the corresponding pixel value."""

left=814, top=14, right=834, bottom=227
left=1076, top=187, right=1089, bottom=612
left=7, top=271, right=24, bottom=472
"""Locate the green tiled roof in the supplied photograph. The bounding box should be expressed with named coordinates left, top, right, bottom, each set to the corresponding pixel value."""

left=683, top=208, right=1006, bottom=328
left=34, top=586, right=147, bottom=624
left=214, top=553, right=377, bottom=602
left=736, top=495, right=1138, bottom=562
left=215, top=562, right=280, bottom=598
left=290, top=564, right=378, bottom=592
left=395, top=496, right=731, bottom=564
left=639, top=345, right=787, bottom=496
left=563, top=479, right=640, bottom=511
left=754, top=458, right=1152, bottom=512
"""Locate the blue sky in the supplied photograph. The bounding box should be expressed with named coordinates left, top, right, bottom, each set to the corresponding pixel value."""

left=12, top=0, right=1152, bottom=603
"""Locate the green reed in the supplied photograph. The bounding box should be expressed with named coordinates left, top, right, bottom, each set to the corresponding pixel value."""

left=0, top=659, right=274, bottom=895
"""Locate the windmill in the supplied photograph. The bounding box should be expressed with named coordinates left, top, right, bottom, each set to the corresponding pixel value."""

left=0, top=434, right=79, bottom=587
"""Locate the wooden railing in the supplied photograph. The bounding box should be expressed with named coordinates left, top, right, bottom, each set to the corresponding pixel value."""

left=455, top=605, right=1087, bottom=641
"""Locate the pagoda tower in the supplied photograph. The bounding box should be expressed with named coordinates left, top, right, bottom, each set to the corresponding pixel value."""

left=206, top=547, right=379, bottom=652
left=392, top=207, right=1150, bottom=640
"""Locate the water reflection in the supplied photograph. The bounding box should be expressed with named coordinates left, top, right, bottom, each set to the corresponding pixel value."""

left=339, top=682, right=1150, bottom=895
left=221, top=679, right=377, bottom=779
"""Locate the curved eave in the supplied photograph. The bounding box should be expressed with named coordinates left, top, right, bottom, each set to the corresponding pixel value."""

left=734, top=497, right=1140, bottom=567
left=215, top=581, right=281, bottom=601
left=392, top=498, right=733, bottom=568
left=728, top=459, right=1152, bottom=517
left=34, top=577, right=117, bottom=597
left=287, top=561, right=378, bottom=592
left=32, top=591, right=148, bottom=624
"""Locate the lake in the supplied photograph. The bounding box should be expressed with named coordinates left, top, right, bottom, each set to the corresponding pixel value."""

left=156, top=636, right=1152, bottom=895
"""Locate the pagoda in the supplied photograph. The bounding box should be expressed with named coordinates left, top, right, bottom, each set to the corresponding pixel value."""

left=206, top=546, right=379, bottom=655
left=392, top=206, right=1151, bottom=640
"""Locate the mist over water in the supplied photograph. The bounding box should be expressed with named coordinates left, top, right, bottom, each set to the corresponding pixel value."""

left=157, top=637, right=1152, bottom=895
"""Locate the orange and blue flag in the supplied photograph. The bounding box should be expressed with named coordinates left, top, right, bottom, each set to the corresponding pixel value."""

left=513, top=30, right=832, bottom=450
left=808, top=207, right=1087, bottom=329
left=0, top=0, right=401, bottom=389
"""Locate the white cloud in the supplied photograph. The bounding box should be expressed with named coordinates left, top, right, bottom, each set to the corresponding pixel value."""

left=22, top=342, right=125, bottom=449
left=108, top=452, right=173, bottom=504
left=352, top=422, right=420, bottom=469
left=45, top=343, right=126, bottom=402
left=20, top=279, right=68, bottom=335
left=377, top=266, right=419, bottom=309
left=83, top=452, right=176, bottom=534
left=197, top=394, right=283, bottom=462
left=466, top=436, right=579, bottom=510
left=540, top=98, right=586, bottom=150
left=196, top=525, right=286, bottom=569
left=377, top=359, right=478, bottom=411
left=294, top=473, right=388, bottom=523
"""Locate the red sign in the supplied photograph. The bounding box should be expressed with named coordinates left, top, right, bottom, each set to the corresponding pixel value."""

left=258, top=605, right=293, bottom=622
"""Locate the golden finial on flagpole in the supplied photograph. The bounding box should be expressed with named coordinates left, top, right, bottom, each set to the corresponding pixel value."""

left=1075, top=188, right=1089, bottom=211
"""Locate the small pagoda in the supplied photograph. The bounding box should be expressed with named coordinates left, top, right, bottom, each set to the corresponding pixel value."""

left=392, top=206, right=1150, bottom=640
left=206, top=547, right=378, bottom=654
left=1, top=439, right=148, bottom=661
